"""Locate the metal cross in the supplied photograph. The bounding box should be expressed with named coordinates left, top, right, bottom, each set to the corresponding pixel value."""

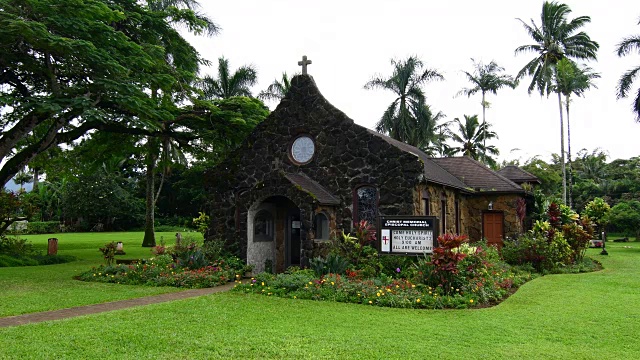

left=298, top=55, right=312, bottom=75
left=272, top=157, right=283, bottom=170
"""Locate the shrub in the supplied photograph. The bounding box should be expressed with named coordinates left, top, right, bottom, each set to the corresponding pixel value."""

left=99, top=242, right=117, bottom=266
left=24, top=221, right=61, bottom=234
left=309, top=253, right=349, bottom=277
left=502, top=232, right=572, bottom=272
left=0, top=236, right=35, bottom=257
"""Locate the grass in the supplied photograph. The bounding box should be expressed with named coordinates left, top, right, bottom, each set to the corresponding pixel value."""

left=0, top=231, right=202, bottom=317
left=0, top=238, right=639, bottom=358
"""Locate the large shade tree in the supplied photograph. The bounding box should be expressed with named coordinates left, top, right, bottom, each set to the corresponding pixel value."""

left=450, top=115, right=499, bottom=166
left=515, top=1, right=599, bottom=205
left=199, top=57, right=258, bottom=99
left=364, top=56, right=444, bottom=143
left=616, top=18, right=640, bottom=122
left=553, top=58, right=600, bottom=207
left=0, top=0, right=218, bottom=188
left=457, top=59, right=516, bottom=163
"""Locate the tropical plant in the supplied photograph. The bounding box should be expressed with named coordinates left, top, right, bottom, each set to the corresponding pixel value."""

left=457, top=59, right=516, bottom=162
left=616, top=18, right=640, bottom=122
left=364, top=56, right=444, bottom=143
left=515, top=1, right=599, bottom=205
left=450, top=115, right=499, bottom=166
left=583, top=197, right=611, bottom=238
left=12, top=169, right=32, bottom=192
left=405, top=99, right=447, bottom=152
left=553, top=58, right=600, bottom=208
left=258, top=72, right=294, bottom=103
left=199, top=57, right=258, bottom=99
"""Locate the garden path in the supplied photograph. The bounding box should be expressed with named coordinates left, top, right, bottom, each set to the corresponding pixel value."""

left=0, top=282, right=235, bottom=328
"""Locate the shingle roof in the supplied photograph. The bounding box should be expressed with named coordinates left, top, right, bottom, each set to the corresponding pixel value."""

left=497, top=165, right=541, bottom=184
left=365, top=129, right=470, bottom=191
left=285, top=173, right=340, bottom=205
left=432, top=157, right=524, bottom=193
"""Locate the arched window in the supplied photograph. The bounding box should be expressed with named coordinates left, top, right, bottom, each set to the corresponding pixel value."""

left=315, top=212, right=330, bottom=240
left=355, top=186, right=378, bottom=225
left=254, top=210, right=274, bottom=242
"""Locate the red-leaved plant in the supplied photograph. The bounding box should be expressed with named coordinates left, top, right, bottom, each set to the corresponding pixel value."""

left=428, top=233, right=469, bottom=294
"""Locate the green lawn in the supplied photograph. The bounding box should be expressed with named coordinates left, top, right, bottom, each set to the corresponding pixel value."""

left=0, top=231, right=202, bottom=317
left=0, top=238, right=639, bottom=359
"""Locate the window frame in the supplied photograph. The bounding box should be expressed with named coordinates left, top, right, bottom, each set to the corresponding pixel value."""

left=353, top=185, right=379, bottom=227
left=253, top=209, right=275, bottom=242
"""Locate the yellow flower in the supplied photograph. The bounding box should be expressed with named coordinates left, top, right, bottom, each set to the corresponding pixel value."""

left=331, top=281, right=335, bottom=285
left=377, top=293, right=381, bottom=297
left=470, top=299, right=474, bottom=303
left=357, top=293, right=361, bottom=297
left=261, top=282, right=265, bottom=286
left=309, top=281, right=313, bottom=285
left=416, top=298, right=421, bottom=303
left=368, top=301, right=373, bottom=304
left=411, top=284, right=415, bottom=288
left=294, top=296, right=297, bottom=299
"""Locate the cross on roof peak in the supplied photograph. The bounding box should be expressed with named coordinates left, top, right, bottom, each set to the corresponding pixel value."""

left=298, top=55, right=312, bottom=75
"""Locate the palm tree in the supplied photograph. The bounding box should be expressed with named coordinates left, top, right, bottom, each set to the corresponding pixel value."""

left=450, top=115, right=499, bottom=166
left=199, top=57, right=258, bottom=99
left=616, top=18, right=640, bottom=122
left=515, top=1, right=599, bottom=205
left=554, top=58, right=600, bottom=207
left=258, top=72, right=294, bottom=103
left=364, top=56, right=444, bottom=143
left=405, top=99, right=447, bottom=151
left=457, top=59, right=516, bottom=163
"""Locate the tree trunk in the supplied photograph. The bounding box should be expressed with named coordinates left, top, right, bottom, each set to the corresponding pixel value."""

left=565, top=96, right=573, bottom=209
left=481, top=91, right=486, bottom=164
left=557, top=92, right=567, bottom=205
left=32, top=168, right=39, bottom=192
left=142, top=139, right=157, bottom=247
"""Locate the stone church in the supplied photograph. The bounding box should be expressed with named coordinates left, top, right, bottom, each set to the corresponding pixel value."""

left=206, top=74, right=536, bottom=273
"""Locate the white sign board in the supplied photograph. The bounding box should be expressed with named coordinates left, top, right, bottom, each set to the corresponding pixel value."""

left=391, top=229, right=434, bottom=253
left=378, top=216, right=439, bottom=255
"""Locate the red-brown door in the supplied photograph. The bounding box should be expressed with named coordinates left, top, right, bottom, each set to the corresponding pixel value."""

left=483, top=212, right=504, bottom=248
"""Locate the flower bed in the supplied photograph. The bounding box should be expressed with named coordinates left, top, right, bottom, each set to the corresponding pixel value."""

left=234, top=232, right=533, bottom=309
left=76, top=256, right=240, bottom=288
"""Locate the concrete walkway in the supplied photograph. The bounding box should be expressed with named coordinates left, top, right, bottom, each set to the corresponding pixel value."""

left=0, top=282, right=235, bottom=328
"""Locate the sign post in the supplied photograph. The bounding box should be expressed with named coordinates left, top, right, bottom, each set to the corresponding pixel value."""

left=377, top=216, right=439, bottom=256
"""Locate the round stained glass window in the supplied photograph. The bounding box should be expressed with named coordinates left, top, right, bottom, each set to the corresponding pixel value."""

left=290, top=136, right=315, bottom=164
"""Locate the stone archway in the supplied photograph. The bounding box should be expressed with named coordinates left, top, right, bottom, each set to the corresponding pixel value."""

left=247, top=195, right=300, bottom=273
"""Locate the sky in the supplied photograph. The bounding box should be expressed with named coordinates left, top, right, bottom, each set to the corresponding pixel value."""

left=183, top=0, right=640, bottom=164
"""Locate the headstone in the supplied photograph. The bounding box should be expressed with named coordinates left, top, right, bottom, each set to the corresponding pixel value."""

left=47, top=238, right=58, bottom=255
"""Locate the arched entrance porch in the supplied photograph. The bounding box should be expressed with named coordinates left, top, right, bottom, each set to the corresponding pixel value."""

left=247, top=195, right=301, bottom=273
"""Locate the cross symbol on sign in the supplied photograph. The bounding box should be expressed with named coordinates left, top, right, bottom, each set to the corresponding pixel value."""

left=298, top=55, right=312, bottom=74
left=382, top=236, right=389, bottom=245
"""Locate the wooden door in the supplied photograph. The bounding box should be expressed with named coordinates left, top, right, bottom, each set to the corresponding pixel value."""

left=483, top=212, right=504, bottom=248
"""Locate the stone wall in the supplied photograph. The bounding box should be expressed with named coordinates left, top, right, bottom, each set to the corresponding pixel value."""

left=412, top=184, right=468, bottom=235
left=466, top=194, right=524, bottom=241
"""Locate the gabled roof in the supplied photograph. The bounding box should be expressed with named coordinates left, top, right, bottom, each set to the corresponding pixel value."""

left=285, top=173, right=340, bottom=205
left=431, top=157, right=524, bottom=193
left=497, top=165, right=541, bottom=184
left=365, top=129, right=470, bottom=191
